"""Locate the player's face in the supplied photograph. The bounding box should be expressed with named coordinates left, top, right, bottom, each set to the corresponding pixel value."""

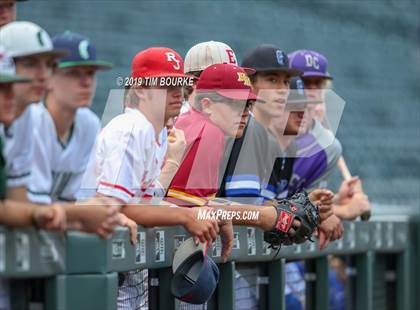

left=49, top=66, right=97, bottom=109
left=14, top=54, right=56, bottom=107
left=251, top=71, right=290, bottom=121
left=302, top=76, right=327, bottom=100
left=164, top=86, right=183, bottom=120
left=0, top=83, right=16, bottom=125
left=0, top=0, right=16, bottom=27
left=206, top=99, right=250, bottom=138
left=271, top=101, right=307, bottom=137
left=183, top=71, right=200, bottom=104
left=284, top=110, right=307, bottom=136
left=302, top=76, right=328, bottom=128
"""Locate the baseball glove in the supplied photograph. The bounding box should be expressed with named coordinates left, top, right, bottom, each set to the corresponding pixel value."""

left=264, top=192, right=319, bottom=249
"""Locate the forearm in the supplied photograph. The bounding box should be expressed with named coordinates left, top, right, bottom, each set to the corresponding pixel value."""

left=121, top=205, right=189, bottom=227
left=332, top=204, right=348, bottom=220
left=0, top=199, right=36, bottom=227
left=6, top=186, right=29, bottom=202
left=64, top=204, right=89, bottom=223
left=214, top=204, right=277, bottom=231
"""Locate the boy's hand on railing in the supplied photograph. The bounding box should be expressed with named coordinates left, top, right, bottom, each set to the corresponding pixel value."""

left=67, top=197, right=121, bottom=239
left=33, top=204, right=67, bottom=232
left=309, top=189, right=334, bottom=221
left=184, top=207, right=219, bottom=244
left=218, top=219, right=234, bottom=262
left=116, top=213, right=138, bottom=244
left=317, top=214, right=344, bottom=250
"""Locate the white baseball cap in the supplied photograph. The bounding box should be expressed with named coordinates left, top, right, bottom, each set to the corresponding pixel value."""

left=0, top=21, right=67, bottom=58
left=0, top=46, right=30, bottom=83
left=184, top=41, right=238, bottom=74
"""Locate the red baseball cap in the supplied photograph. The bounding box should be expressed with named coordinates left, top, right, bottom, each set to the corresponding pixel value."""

left=196, top=64, right=257, bottom=101
left=131, top=47, right=189, bottom=79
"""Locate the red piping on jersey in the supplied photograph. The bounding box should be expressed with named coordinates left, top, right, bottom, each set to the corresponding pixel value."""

left=99, top=181, right=135, bottom=197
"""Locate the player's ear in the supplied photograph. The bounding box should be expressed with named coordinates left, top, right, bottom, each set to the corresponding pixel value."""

left=133, top=87, right=147, bottom=103
left=201, top=98, right=212, bottom=115
left=249, top=74, right=259, bottom=94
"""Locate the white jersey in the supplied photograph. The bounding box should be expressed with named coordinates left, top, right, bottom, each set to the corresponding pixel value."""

left=80, top=107, right=167, bottom=310
left=4, top=106, right=34, bottom=188
left=80, top=107, right=167, bottom=203
left=28, top=103, right=100, bottom=204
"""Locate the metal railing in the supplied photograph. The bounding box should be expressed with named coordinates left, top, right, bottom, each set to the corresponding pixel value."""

left=1, top=205, right=418, bottom=310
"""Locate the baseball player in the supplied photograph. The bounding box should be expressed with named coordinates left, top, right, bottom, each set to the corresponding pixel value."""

left=288, top=49, right=371, bottom=220
left=0, top=46, right=66, bottom=229
left=26, top=31, right=111, bottom=204
left=0, top=21, right=65, bottom=202
left=289, top=50, right=370, bottom=307
left=80, top=47, right=232, bottom=310
left=166, top=63, right=253, bottom=205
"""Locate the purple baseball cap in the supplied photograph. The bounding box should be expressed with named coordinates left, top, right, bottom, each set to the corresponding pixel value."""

left=288, top=50, right=333, bottom=80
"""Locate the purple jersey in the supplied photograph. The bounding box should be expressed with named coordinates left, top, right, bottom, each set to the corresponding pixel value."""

left=288, top=120, right=342, bottom=194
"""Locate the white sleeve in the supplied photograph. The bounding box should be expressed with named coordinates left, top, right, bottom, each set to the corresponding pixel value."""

left=27, top=125, right=53, bottom=204
left=55, top=111, right=101, bottom=202
left=6, top=141, right=33, bottom=187
left=5, top=109, right=34, bottom=188
left=96, top=127, right=146, bottom=203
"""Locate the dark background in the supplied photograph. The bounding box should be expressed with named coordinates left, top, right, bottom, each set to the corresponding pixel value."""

left=18, top=0, right=420, bottom=206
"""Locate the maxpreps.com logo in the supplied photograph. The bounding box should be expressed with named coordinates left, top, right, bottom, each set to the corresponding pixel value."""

left=237, top=72, right=251, bottom=86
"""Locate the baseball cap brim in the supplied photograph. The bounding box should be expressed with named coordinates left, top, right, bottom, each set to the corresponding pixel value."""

left=0, top=74, right=30, bottom=84
left=215, top=89, right=257, bottom=101
left=57, top=60, right=113, bottom=70
left=302, top=71, right=333, bottom=80
left=135, top=72, right=191, bottom=79
left=250, top=67, right=302, bottom=77
left=241, top=67, right=256, bottom=76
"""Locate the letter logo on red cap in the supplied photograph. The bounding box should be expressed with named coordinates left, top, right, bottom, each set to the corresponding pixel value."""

left=226, top=49, right=236, bottom=64
left=237, top=72, right=251, bottom=87
left=166, top=52, right=180, bottom=70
